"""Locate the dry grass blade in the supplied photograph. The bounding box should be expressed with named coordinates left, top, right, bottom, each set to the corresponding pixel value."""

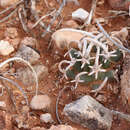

left=84, top=0, right=97, bottom=26
left=32, top=9, right=56, bottom=29
left=0, top=85, right=4, bottom=96
left=0, top=8, right=17, bottom=23
left=31, top=0, right=47, bottom=30
left=41, top=0, right=66, bottom=37
left=91, top=77, right=108, bottom=93
left=0, top=75, right=28, bottom=105
left=1, top=80, right=17, bottom=109
left=0, top=0, right=23, bottom=15
left=18, top=7, right=29, bottom=33
left=96, top=21, right=130, bottom=53
left=0, top=57, right=39, bottom=96
left=56, top=86, right=71, bottom=124
left=111, top=110, right=130, bottom=122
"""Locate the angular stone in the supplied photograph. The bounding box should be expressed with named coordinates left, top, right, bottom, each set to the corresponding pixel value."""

left=64, top=95, right=113, bottom=130
left=30, top=95, right=51, bottom=111
left=72, top=8, right=89, bottom=22
left=0, top=40, right=14, bottom=56
left=40, top=113, right=53, bottom=123
left=16, top=63, right=48, bottom=86
left=15, top=45, right=40, bottom=64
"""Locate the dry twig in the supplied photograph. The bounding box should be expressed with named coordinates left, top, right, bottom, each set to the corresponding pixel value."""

left=0, top=57, right=39, bottom=96
left=0, top=75, right=28, bottom=105
left=56, top=86, right=71, bottom=124
left=96, top=21, right=130, bottom=53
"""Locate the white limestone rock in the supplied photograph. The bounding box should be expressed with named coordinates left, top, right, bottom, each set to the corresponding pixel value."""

left=72, top=8, right=89, bottom=22
left=40, top=113, right=53, bottom=123
left=0, top=40, right=14, bottom=56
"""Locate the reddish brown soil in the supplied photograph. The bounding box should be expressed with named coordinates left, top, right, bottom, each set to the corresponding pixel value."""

left=0, top=0, right=130, bottom=130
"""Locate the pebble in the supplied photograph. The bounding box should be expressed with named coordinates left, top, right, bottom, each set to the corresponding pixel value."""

left=16, top=63, right=48, bottom=86
left=96, top=94, right=107, bottom=103
left=4, top=27, right=20, bottom=48
left=0, top=40, right=14, bottom=56
left=15, top=45, right=40, bottom=64
left=21, top=105, right=30, bottom=114
left=4, top=27, right=18, bottom=39
left=0, top=101, right=6, bottom=107
left=14, top=115, right=29, bottom=129
left=21, top=100, right=26, bottom=105
left=30, top=95, right=51, bottom=111
left=40, top=113, right=53, bottom=123
left=72, top=8, right=89, bottom=22
left=21, top=37, right=37, bottom=48
left=94, top=18, right=108, bottom=24
left=64, top=95, right=113, bottom=130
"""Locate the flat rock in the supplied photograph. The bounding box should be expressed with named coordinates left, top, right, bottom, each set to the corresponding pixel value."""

left=72, top=8, right=89, bottom=22
left=40, top=113, right=53, bottom=123
left=15, top=45, right=40, bottom=64
left=16, top=63, right=48, bottom=86
left=52, top=28, right=87, bottom=51
left=30, top=95, right=51, bottom=111
left=64, top=95, right=113, bottom=130
left=0, top=40, right=14, bottom=56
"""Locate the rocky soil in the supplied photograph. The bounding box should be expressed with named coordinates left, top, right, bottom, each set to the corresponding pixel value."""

left=0, top=0, right=130, bottom=130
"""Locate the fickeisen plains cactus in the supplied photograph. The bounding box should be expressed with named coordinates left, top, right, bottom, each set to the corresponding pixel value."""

left=57, top=26, right=129, bottom=93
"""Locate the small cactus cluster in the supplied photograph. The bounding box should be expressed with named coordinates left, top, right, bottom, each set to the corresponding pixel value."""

left=59, top=31, right=123, bottom=91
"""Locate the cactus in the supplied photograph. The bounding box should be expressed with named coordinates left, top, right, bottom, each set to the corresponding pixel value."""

left=58, top=30, right=124, bottom=92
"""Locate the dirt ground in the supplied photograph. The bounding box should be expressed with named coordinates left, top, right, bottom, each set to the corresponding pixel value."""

left=0, top=0, right=130, bottom=130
